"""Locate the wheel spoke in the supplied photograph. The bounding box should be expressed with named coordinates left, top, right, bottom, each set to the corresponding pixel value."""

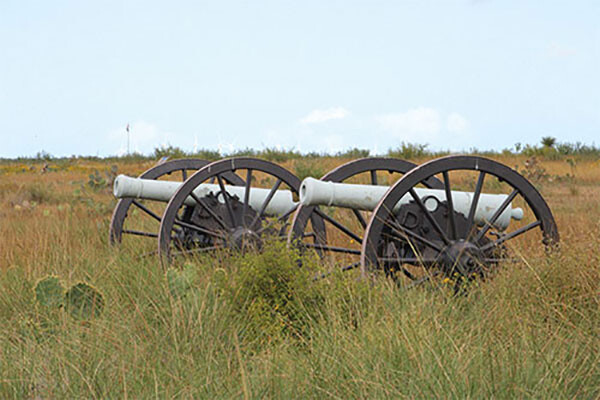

left=480, top=220, right=541, bottom=252
left=242, top=169, right=252, bottom=226
left=384, top=240, right=431, bottom=277
left=370, top=170, right=378, bottom=185
left=352, top=209, right=367, bottom=229
left=475, top=189, right=519, bottom=242
left=313, top=262, right=360, bottom=281
left=376, top=256, right=437, bottom=264
left=217, top=174, right=237, bottom=226
left=404, top=270, right=441, bottom=289
left=132, top=200, right=162, bottom=223
left=304, top=243, right=361, bottom=255
left=189, top=192, right=229, bottom=230
left=171, top=246, right=220, bottom=257
left=443, top=172, right=458, bottom=240
left=181, top=169, right=188, bottom=181
left=122, top=229, right=158, bottom=238
left=401, top=268, right=417, bottom=280
left=256, top=204, right=298, bottom=234
left=139, top=250, right=158, bottom=259
left=408, top=188, right=451, bottom=245
left=483, top=257, right=521, bottom=263
left=251, top=178, right=283, bottom=227
left=314, top=208, right=362, bottom=244
left=173, top=218, right=226, bottom=240
left=341, top=262, right=360, bottom=272
left=384, top=217, right=443, bottom=252
left=466, top=171, right=486, bottom=235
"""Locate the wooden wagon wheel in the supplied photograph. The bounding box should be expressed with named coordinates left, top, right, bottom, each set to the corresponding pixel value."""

left=158, top=157, right=304, bottom=267
left=109, top=159, right=244, bottom=248
left=361, top=155, right=559, bottom=288
left=288, top=157, right=443, bottom=274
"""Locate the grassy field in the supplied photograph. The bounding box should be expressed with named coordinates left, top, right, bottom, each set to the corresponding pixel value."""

left=0, top=153, right=599, bottom=398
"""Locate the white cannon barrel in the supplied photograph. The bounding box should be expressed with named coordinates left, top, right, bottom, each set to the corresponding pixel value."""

left=300, top=178, right=523, bottom=231
left=113, top=175, right=297, bottom=216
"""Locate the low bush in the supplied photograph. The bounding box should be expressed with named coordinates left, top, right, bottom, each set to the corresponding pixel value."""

left=388, top=142, right=435, bottom=159
left=215, top=242, right=325, bottom=346
left=293, top=159, right=326, bottom=181
left=336, top=148, right=370, bottom=158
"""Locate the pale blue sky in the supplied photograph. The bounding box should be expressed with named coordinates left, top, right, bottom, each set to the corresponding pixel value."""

left=1, top=0, right=598, bottom=157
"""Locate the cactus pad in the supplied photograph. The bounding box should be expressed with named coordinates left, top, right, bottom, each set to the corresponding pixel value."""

left=65, top=283, right=105, bottom=320
left=34, top=276, right=65, bottom=308
left=166, top=265, right=196, bottom=299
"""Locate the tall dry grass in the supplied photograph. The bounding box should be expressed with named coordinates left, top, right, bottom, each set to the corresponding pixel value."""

left=0, top=155, right=599, bottom=398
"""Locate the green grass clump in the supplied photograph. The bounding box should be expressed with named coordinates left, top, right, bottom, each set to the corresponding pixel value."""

left=216, top=242, right=326, bottom=347
left=293, top=159, right=326, bottom=181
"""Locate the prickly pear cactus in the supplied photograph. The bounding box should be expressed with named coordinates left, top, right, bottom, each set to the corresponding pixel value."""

left=166, top=265, right=196, bottom=299
left=65, top=282, right=105, bottom=320
left=34, top=276, right=65, bottom=308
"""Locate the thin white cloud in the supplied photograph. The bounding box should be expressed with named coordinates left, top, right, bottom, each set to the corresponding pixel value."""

left=376, top=107, right=441, bottom=136
left=300, top=107, right=350, bottom=124
left=446, top=112, right=469, bottom=133
left=375, top=107, right=471, bottom=146
left=547, top=41, right=577, bottom=58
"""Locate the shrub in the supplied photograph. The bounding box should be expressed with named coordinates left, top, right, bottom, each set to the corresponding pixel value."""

left=153, top=145, right=187, bottom=159
left=24, top=183, right=62, bottom=204
left=259, top=148, right=303, bottom=162
left=87, top=166, right=118, bottom=191
left=387, top=142, right=431, bottom=159
left=190, top=149, right=222, bottom=161
left=216, top=241, right=325, bottom=346
left=229, top=148, right=259, bottom=158
left=336, top=148, right=370, bottom=158
left=541, top=136, right=557, bottom=148
left=518, top=156, right=549, bottom=183
left=293, top=160, right=326, bottom=181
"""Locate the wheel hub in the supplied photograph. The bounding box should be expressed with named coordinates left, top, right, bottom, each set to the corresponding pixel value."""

left=230, top=227, right=263, bottom=251
left=440, top=240, right=484, bottom=277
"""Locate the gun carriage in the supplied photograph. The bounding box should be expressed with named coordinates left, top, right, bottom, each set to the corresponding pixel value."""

left=110, top=156, right=559, bottom=286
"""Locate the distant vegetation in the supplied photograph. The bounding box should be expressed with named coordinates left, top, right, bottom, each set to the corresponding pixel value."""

left=2, top=137, right=599, bottom=164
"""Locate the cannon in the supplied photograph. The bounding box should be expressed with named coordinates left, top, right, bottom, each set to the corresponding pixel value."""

left=110, top=156, right=559, bottom=286
left=109, top=158, right=245, bottom=246
left=113, top=174, right=298, bottom=216
left=111, top=158, right=315, bottom=263
left=299, top=177, right=524, bottom=230
left=114, top=172, right=523, bottom=231
left=289, top=156, right=558, bottom=285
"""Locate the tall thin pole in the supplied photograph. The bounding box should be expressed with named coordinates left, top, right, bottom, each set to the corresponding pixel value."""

left=126, top=123, right=130, bottom=155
